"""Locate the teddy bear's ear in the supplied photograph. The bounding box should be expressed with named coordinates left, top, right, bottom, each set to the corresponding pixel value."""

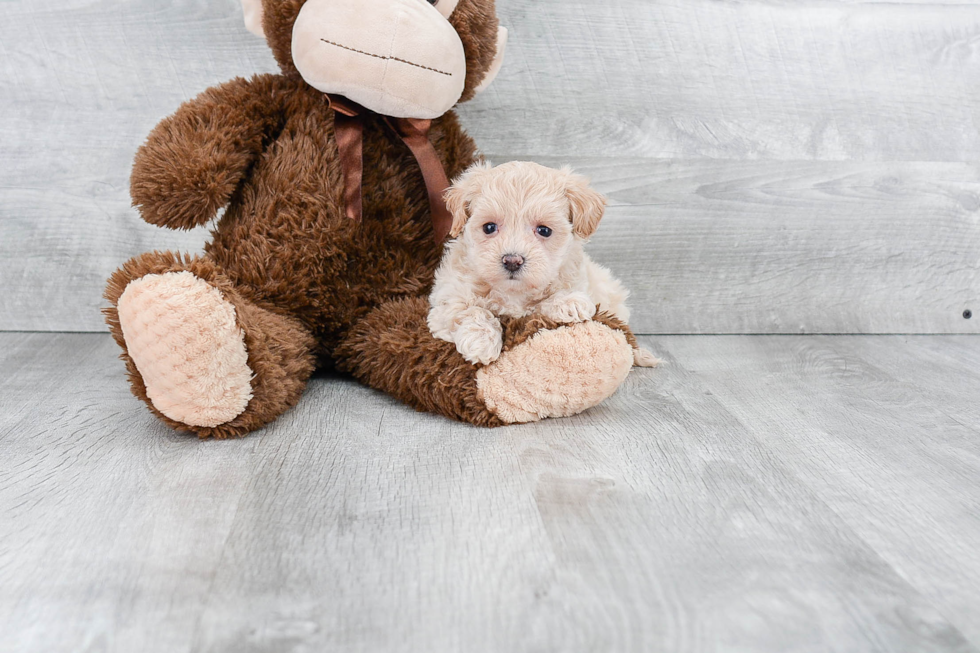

left=563, top=168, right=607, bottom=240
left=240, top=0, right=266, bottom=38
left=474, top=26, right=508, bottom=95
left=445, top=161, right=493, bottom=238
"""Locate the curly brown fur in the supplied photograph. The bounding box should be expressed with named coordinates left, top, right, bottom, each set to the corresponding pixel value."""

left=131, top=75, right=292, bottom=230
left=105, top=251, right=316, bottom=439
left=335, top=297, right=503, bottom=427
left=201, top=85, right=480, bottom=350
left=260, top=0, right=306, bottom=79
left=449, top=1, right=500, bottom=102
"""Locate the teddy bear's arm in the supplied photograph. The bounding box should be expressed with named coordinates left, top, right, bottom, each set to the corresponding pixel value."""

left=130, top=74, right=288, bottom=230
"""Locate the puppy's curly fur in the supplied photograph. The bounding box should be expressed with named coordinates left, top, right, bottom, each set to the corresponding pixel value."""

left=429, top=161, right=659, bottom=368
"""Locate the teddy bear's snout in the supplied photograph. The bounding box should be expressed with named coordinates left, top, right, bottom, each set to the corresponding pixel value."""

left=290, top=0, right=467, bottom=119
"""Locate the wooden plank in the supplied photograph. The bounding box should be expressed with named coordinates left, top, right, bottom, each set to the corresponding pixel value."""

left=465, top=0, right=980, bottom=160
left=825, top=335, right=980, bottom=429
left=3, top=333, right=978, bottom=651
left=663, top=334, right=980, bottom=646
left=0, top=0, right=276, bottom=332
left=572, top=159, right=980, bottom=335
left=2, top=0, right=980, bottom=333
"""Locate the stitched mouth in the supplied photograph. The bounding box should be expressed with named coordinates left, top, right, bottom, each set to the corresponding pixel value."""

left=320, top=38, right=453, bottom=77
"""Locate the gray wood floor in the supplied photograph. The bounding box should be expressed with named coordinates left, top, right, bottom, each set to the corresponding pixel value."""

left=4, top=1, right=978, bottom=649
left=2, top=332, right=979, bottom=653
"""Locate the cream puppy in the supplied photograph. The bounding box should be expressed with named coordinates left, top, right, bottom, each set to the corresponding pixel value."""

left=428, top=161, right=659, bottom=368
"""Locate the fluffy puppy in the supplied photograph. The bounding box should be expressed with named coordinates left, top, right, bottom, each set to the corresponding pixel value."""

left=428, top=161, right=659, bottom=368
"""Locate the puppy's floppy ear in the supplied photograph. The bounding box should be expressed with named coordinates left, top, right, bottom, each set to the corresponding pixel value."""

left=563, top=167, right=607, bottom=239
left=445, top=161, right=493, bottom=238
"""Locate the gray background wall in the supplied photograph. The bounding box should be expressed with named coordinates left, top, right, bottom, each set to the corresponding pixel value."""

left=1, top=0, right=978, bottom=334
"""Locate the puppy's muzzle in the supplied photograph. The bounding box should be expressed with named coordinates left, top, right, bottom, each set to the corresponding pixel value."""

left=502, top=254, right=525, bottom=273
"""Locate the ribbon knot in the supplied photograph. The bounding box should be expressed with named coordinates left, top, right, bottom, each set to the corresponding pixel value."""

left=326, top=94, right=453, bottom=243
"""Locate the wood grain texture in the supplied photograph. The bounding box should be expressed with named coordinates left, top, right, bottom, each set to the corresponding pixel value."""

left=0, top=0, right=276, bottom=332
left=3, top=332, right=980, bottom=652
left=2, top=0, right=979, bottom=332
left=665, top=334, right=980, bottom=646
left=466, top=0, right=980, bottom=160
left=572, top=158, right=980, bottom=334
left=4, top=156, right=978, bottom=333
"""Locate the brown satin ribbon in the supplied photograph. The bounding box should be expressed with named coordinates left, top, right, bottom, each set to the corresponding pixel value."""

left=326, top=94, right=453, bottom=243
left=329, top=96, right=364, bottom=224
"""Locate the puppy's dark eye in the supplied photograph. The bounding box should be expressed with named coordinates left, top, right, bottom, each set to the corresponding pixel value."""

left=483, top=222, right=497, bottom=235
left=536, top=225, right=553, bottom=238
left=427, top=0, right=439, bottom=4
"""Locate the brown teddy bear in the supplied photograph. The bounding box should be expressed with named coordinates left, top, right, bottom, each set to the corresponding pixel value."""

left=103, top=0, right=639, bottom=438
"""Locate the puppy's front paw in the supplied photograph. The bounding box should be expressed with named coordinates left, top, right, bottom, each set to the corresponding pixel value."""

left=454, top=309, right=503, bottom=366
left=540, top=292, right=597, bottom=324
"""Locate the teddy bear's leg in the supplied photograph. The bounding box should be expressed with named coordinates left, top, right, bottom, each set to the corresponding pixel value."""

left=104, top=251, right=316, bottom=438
left=334, top=297, right=635, bottom=426
left=475, top=313, right=637, bottom=424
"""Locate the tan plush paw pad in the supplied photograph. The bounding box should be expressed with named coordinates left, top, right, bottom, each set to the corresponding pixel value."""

left=117, top=271, right=253, bottom=428
left=476, top=321, right=634, bottom=424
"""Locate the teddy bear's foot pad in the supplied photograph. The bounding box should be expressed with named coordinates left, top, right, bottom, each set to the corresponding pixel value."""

left=476, top=320, right=634, bottom=424
left=117, top=271, right=253, bottom=428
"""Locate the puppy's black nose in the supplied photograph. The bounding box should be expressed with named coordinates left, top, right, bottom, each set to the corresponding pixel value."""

left=502, top=254, right=524, bottom=273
